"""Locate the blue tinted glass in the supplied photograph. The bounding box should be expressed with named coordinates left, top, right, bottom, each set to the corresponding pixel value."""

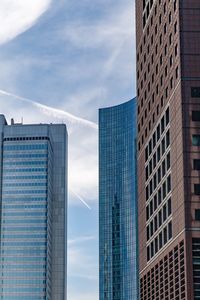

left=0, top=141, right=50, bottom=299
left=99, top=99, right=138, bottom=300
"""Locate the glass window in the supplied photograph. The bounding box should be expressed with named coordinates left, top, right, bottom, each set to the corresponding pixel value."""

left=166, top=130, right=170, bottom=147
left=145, top=147, right=148, bottom=162
left=161, top=116, right=165, bottom=133
left=164, top=226, right=167, bottom=244
left=151, top=241, right=154, bottom=258
left=163, top=204, right=167, bottom=221
left=168, top=221, right=172, bottom=239
left=192, top=135, right=200, bottom=146
left=147, top=225, right=150, bottom=240
left=149, top=140, right=152, bottom=155
left=154, top=195, right=158, bottom=211
left=149, top=159, right=153, bottom=174
left=147, top=246, right=150, bottom=261
left=163, top=182, right=166, bottom=199
left=155, top=237, right=158, bottom=253
left=162, top=160, right=166, bottom=177
left=157, top=125, right=160, bottom=141
left=195, top=209, right=200, bottom=221
left=146, top=166, right=149, bottom=180
left=158, top=188, right=162, bottom=205
left=192, top=111, right=200, bottom=122
left=153, top=132, right=156, bottom=148
left=159, top=231, right=163, bottom=249
left=191, top=87, right=200, bottom=98
left=150, top=179, right=153, bottom=195
left=150, top=200, right=153, bottom=216
left=153, top=153, right=157, bottom=168
left=167, top=175, right=171, bottom=193
left=154, top=215, right=158, bottom=232
left=168, top=198, right=172, bottom=216
left=150, top=221, right=154, bottom=236
left=158, top=167, right=161, bottom=184
left=146, top=206, right=149, bottom=221
left=194, top=184, right=200, bottom=195
left=154, top=174, right=157, bottom=190
left=146, top=186, right=149, bottom=201
left=194, top=159, right=200, bottom=170
left=167, top=153, right=171, bottom=170
left=162, top=138, right=165, bottom=155
left=159, top=210, right=162, bottom=226
left=157, top=145, right=161, bottom=162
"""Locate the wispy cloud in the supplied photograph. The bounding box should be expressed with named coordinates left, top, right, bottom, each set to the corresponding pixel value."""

left=0, top=0, right=135, bottom=299
left=0, top=91, right=98, bottom=204
left=0, top=89, right=98, bottom=130
left=0, top=0, right=51, bottom=45
left=61, top=3, right=134, bottom=49
left=68, top=235, right=95, bottom=246
left=68, top=244, right=98, bottom=281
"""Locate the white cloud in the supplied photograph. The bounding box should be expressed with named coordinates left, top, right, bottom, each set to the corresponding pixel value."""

left=68, top=245, right=98, bottom=281
left=68, top=235, right=95, bottom=246
left=61, top=4, right=134, bottom=50
left=0, top=0, right=51, bottom=45
left=0, top=89, right=98, bottom=130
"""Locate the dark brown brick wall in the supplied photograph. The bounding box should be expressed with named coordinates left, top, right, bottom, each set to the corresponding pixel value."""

left=136, top=0, right=200, bottom=299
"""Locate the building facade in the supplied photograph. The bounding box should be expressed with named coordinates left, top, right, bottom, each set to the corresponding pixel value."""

left=136, top=1, right=200, bottom=299
left=99, top=99, right=138, bottom=300
left=0, top=115, right=67, bottom=300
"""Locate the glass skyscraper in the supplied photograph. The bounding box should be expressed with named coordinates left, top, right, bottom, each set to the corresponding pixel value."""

left=0, top=115, right=67, bottom=300
left=99, top=99, right=138, bottom=300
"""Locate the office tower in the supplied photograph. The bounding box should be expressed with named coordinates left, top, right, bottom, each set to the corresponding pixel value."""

left=136, top=1, right=200, bottom=299
left=0, top=115, right=67, bottom=300
left=99, top=99, right=138, bottom=300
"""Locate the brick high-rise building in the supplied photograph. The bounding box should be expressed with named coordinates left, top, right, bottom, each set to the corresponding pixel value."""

left=136, top=1, right=200, bottom=299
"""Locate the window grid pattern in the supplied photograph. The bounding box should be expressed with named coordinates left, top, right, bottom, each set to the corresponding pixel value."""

left=137, top=0, right=179, bottom=151
left=140, top=241, right=185, bottom=300
left=193, top=238, right=200, bottom=300
left=145, top=107, right=172, bottom=260
left=0, top=139, right=53, bottom=300
left=99, top=99, right=138, bottom=300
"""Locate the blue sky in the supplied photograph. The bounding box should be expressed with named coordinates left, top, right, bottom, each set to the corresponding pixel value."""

left=0, top=0, right=136, bottom=299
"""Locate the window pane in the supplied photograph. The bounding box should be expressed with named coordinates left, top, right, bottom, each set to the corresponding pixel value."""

left=195, top=209, right=200, bottom=221
left=168, top=198, right=172, bottom=216
left=164, top=227, right=167, bottom=244
left=166, top=130, right=170, bottom=147
left=194, top=184, right=200, bottom=195
left=194, top=159, right=200, bottom=170
left=192, top=111, right=200, bottom=122
left=192, top=135, right=200, bottom=146
left=167, top=153, right=171, bottom=170
left=166, top=107, right=169, bottom=125
left=191, top=87, right=200, bottom=98
left=168, top=221, right=172, bottom=239
left=167, top=175, right=171, bottom=193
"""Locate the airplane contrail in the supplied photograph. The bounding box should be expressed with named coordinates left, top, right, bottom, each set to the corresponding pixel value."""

left=70, top=190, right=92, bottom=210
left=0, top=89, right=98, bottom=130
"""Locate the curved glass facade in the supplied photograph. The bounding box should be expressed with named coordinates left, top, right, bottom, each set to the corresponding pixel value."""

left=0, top=115, right=67, bottom=300
left=99, top=99, right=138, bottom=300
